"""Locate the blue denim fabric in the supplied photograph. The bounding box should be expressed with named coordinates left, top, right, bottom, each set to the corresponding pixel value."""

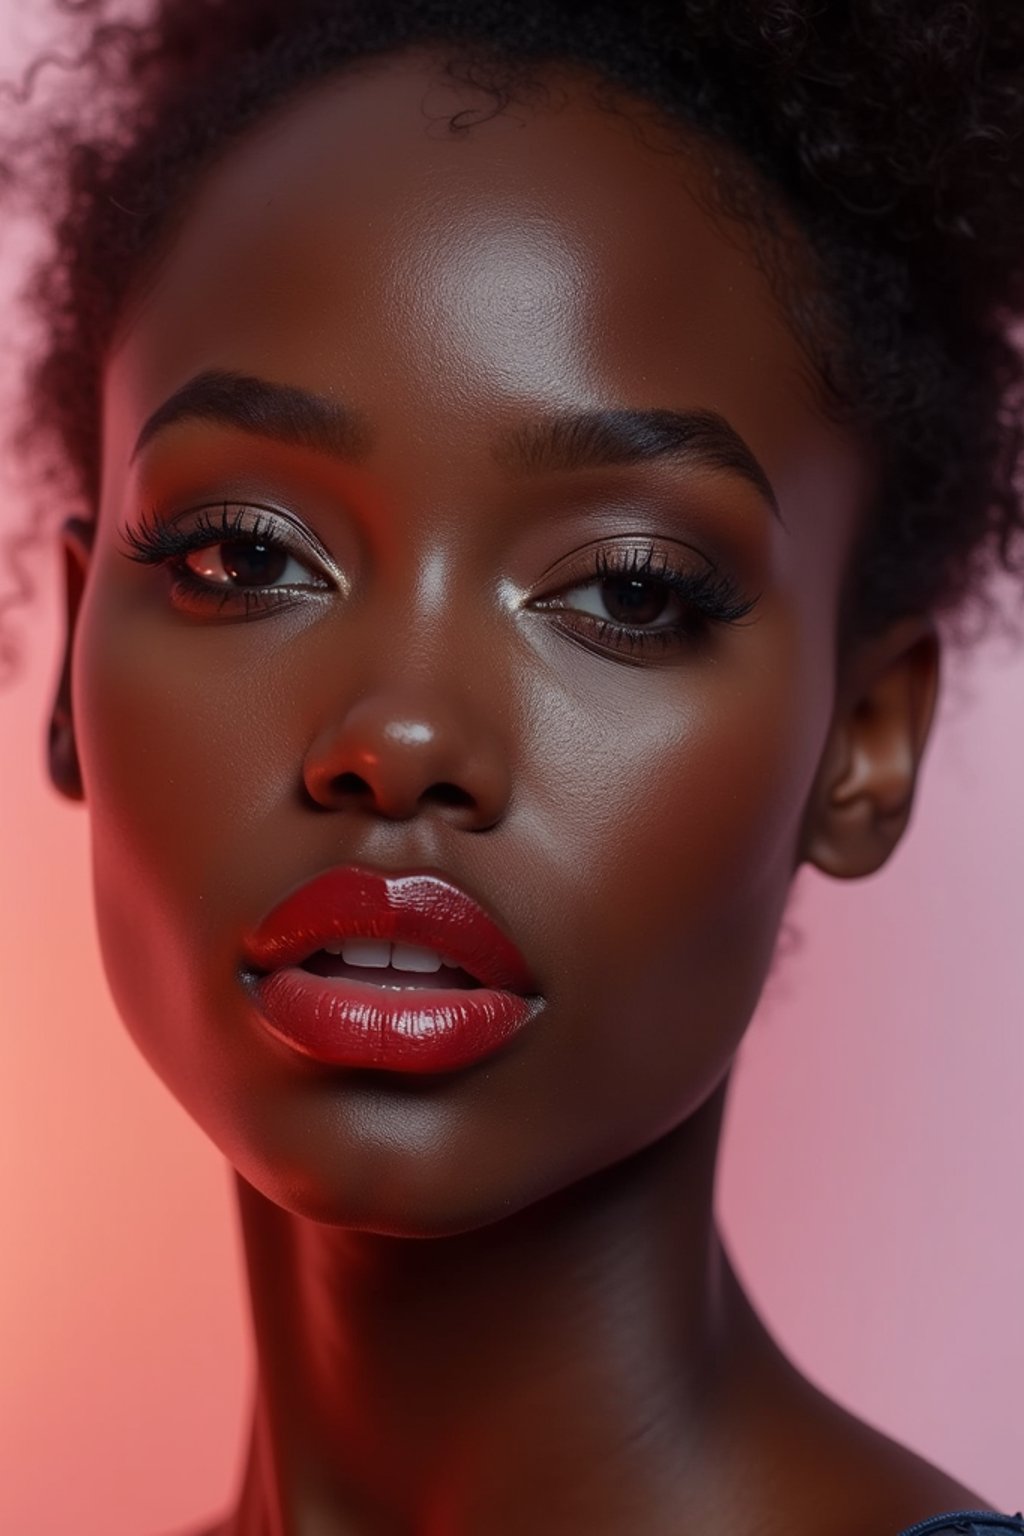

left=896, top=1514, right=1024, bottom=1536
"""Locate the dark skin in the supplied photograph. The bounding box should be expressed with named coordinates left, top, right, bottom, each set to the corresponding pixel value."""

left=46, top=52, right=982, bottom=1536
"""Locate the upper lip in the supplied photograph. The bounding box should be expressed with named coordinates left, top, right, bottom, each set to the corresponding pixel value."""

left=242, top=864, right=538, bottom=995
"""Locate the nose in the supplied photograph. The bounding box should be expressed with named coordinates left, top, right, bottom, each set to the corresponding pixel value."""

left=301, top=686, right=512, bottom=829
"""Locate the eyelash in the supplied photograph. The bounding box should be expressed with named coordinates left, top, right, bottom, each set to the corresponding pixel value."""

left=119, top=503, right=329, bottom=617
left=118, top=504, right=759, bottom=656
left=540, top=543, right=758, bottom=657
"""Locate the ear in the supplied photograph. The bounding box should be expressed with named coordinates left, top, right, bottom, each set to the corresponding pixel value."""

left=47, top=515, right=94, bottom=803
left=800, top=618, right=941, bottom=879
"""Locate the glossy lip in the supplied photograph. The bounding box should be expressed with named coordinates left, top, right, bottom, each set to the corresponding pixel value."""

left=240, top=865, right=543, bottom=1074
left=242, top=864, right=538, bottom=992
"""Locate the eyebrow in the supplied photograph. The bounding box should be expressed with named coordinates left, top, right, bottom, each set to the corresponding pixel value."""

left=131, top=369, right=372, bottom=463
left=131, top=369, right=780, bottom=519
left=498, top=407, right=780, bottom=518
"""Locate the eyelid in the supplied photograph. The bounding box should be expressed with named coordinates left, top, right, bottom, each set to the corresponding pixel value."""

left=529, top=533, right=718, bottom=591
left=178, top=501, right=335, bottom=566
left=124, top=500, right=349, bottom=590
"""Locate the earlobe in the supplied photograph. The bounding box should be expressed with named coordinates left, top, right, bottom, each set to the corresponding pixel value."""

left=47, top=515, right=95, bottom=804
left=800, top=620, right=941, bottom=880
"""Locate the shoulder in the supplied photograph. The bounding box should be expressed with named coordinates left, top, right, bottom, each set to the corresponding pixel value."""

left=761, top=1397, right=996, bottom=1535
left=763, top=1413, right=1009, bottom=1536
left=717, top=1340, right=1002, bottom=1536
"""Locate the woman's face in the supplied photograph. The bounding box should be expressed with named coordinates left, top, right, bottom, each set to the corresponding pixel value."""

left=61, top=55, right=883, bottom=1231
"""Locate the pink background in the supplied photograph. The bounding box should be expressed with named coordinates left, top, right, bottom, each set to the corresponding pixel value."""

left=1, top=5, right=1021, bottom=1532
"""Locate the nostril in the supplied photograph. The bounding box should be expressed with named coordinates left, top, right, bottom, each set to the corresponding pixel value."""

left=334, top=771, right=369, bottom=794
left=429, top=782, right=473, bottom=808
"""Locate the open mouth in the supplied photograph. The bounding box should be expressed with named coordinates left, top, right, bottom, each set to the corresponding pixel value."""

left=299, top=940, right=483, bottom=991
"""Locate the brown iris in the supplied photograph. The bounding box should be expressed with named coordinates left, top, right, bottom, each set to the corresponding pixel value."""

left=601, top=576, right=672, bottom=626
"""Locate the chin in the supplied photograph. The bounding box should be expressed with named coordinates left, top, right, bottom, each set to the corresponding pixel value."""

left=233, top=1161, right=557, bottom=1238
left=221, top=1116, right=574, bottom=1238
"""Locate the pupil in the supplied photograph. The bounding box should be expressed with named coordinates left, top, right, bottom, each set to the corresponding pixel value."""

left=222, top=540, right=288, bottom=587
left=603, top=577, right=668, bottom=626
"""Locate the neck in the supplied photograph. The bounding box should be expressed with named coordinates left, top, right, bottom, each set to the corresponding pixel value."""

left=229, top=1081, right=741, bottom=1536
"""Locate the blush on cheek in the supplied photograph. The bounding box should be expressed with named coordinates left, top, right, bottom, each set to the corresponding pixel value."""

left=71, top=596, right=229, bottom=1083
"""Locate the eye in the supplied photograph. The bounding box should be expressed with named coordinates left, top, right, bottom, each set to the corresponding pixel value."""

left=118, top=502, right=334, bottom=616
left=183, top=537, right=315, bottom=590
left=533, top=542, right=758, bottom=661
left=558, top=569, right=682, bottom=630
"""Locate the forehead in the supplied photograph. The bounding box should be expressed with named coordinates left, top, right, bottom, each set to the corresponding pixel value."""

left=103, top=52, right=869, bottom=556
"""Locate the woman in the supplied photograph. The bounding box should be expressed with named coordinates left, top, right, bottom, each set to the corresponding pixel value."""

left=2, top=1, right=1022, bottom=1531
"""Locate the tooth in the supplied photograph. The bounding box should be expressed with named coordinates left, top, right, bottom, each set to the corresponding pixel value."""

left=390, top=942, right=443, bottom=973
left=340, top=939, right=392, bottom=968
left=322, top=941, right=345, bottom=955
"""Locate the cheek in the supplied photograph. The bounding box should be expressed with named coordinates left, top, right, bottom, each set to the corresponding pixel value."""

left=70, top=572, right=299, bottom=1104
left=479, top=609, right=835, bottom=1179
left=536, top=609, right=832, bottom=976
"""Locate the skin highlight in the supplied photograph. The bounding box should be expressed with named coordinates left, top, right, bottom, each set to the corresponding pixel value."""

left=48, top=53, right=963, bottom=1536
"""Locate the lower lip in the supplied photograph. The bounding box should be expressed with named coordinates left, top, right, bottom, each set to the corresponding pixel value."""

left=248, top=967, right=541, bottom=1074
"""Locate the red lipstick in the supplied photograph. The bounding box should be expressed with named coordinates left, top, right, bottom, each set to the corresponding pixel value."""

left=241, top=865, right=542, bottom=1073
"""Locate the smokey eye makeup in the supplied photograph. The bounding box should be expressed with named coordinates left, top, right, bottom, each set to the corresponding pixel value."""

left=119, top=501, right=335, bottom=616
left=532, top=541, right=759, bottom=659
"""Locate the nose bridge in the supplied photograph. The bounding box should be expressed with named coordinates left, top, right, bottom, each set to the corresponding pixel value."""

left=301, top=546, right=512, bottom=824
left=362, top=531, right=492, bottom=704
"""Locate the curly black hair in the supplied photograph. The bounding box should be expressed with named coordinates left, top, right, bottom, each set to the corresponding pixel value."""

left=2, top=0, right=1024, bottom=678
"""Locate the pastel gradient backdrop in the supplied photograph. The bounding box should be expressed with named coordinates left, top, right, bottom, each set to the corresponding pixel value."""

left=1, top=5, right=1021, bottom=1533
